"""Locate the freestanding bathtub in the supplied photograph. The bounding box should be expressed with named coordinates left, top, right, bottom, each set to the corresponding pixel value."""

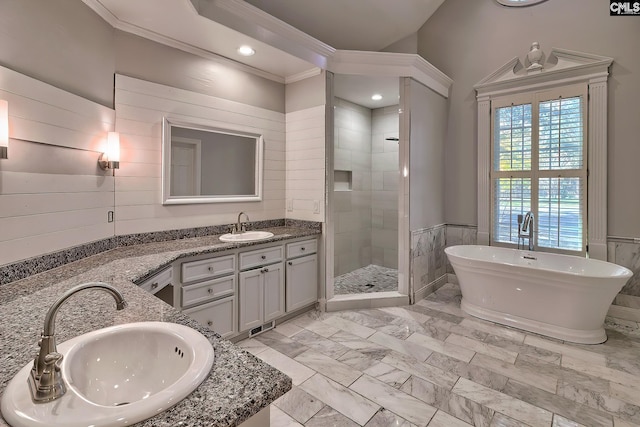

left=444, top=245, right=633, bottom=344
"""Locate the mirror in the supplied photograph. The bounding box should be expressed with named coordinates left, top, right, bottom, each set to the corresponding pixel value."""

left=162, top=118, right=263, bottom=204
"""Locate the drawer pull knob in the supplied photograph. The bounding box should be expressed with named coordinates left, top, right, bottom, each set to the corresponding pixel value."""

left=261, top=255, right=266, bottom=260
left=208, top=288, right=213, bottom=294
left=264, top=267, right=269, bottom=273
left=208, top=266, right=213, bottom=271
left=288, top=261, right=292, bottom=266
left=301, top=247, right=305, bottom=251
left=207, top=321, right=213, bottom=327
left=151, top=282, right=158, bottom=289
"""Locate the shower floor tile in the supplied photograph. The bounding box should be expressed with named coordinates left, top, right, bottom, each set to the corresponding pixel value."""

left=334, top=264, right=398, bottom=295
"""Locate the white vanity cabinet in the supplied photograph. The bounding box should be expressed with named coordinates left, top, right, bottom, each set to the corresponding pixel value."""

left=238, top=246, right=285, bottom=333
left=179, top=254, right=237, bottom=339
left=285, top=239, right=318, bottom=312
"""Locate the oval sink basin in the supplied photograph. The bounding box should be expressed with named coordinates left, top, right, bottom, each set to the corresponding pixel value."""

left=219, top=230, right=274, bottom=242
left=1, top=322, right=214, bottom=427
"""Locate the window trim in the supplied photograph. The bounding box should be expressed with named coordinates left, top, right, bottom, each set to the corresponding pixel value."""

left=474, top=48, right=612, bottom=260
left=489, top=84, right=589, bottom=255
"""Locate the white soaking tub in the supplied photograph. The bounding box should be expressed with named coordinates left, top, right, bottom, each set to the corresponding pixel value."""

left=445, top=245, right=633, bottom=344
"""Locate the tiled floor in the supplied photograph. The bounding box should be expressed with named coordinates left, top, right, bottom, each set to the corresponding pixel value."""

left=237, top=283, right=640, bottom=427
left=334, top=264, right=398, bottom=295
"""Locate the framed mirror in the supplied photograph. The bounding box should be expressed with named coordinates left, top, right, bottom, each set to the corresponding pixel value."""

left=162, top=117, right=263, bottom=204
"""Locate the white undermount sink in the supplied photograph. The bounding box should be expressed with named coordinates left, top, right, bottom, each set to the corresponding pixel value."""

left=219, top=230, right=274, bottom=242
left=1, top=322, right=214, bottom=427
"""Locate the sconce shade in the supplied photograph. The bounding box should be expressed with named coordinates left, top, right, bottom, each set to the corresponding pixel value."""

left=99, top=131, right=120, bottom=169
left=0, top=99, right=8, bottom=159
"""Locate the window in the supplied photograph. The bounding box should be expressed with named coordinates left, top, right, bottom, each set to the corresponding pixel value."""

left=490, top=85, right=587, bottom=254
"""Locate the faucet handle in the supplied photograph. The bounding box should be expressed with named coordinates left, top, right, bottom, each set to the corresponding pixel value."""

left=37, top=352, right=64, bottom=389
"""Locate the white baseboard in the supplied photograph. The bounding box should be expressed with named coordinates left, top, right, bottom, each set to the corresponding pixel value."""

left=326, top=291, right=410, bottom=312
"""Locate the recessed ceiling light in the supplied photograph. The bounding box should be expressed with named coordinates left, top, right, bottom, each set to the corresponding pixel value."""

left=371, top=94, right=383, bottom=101
left=237, top=45, right=255, bottom=56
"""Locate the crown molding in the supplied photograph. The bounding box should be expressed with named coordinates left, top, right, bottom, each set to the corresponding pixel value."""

left=83, top=0, right=290, bottom=84
left=285, top=67, right=322, bottom=84
left=191, top=0, right=336, bottom=69
left=329, top=50, right=453, bottom=98
left=475, top=46, right=613, bottom=97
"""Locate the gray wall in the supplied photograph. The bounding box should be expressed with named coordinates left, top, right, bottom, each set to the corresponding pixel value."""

left=285, top=72, right=326, bottom=112
left=115, top=31, right=285, bottom=113
left=418, top=0, right=640, bottom=237
left=0, top=0, right=115, bottom=107
left=409, top=79, right=447, bottom=230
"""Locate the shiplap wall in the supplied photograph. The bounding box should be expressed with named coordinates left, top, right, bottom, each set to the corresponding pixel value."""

left=114, top=75, right=286, bottom=235
left=285, top=105, right=326, bottom=222
left=0, top=65, right=115, bottom=266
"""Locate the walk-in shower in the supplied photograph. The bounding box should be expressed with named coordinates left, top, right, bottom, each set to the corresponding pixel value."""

left=331, top=75, right=400, bottom=295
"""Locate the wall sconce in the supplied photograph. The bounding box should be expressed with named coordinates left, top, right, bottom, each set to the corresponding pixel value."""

left=0, top=99, right=8, bottom=159
left=98, top=131, right=120, bottom=170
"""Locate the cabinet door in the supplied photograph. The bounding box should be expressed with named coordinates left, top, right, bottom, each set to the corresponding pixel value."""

left=183, top=296, right=236, bottom=339
left=286, top=254, right=318, bottom=312
left=239, top=269, right=264, bottom=332
left=263, top=262, right=285, bottom=322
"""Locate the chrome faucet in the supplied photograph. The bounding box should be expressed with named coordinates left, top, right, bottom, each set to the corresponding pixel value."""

left=233, top=211, right=249, bottom=234
left=517, top=211, right=535, bottom=251
left=28, top=282, right=127, bottom=403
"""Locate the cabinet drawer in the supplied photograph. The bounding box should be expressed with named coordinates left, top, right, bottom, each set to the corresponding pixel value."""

left=286, top=239, right=317, bottom=258
left=239, top=246, right=283, bottom=270
left=183, top=295, right=236, bottom=339
left=182, top=275, right=235, bottom=308
left=182, top=255, right=235, bottom=284
left=138, top=267, right=172, bottom=295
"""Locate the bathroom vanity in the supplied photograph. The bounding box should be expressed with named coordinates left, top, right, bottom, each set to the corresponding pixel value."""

left=0, top=225, right=320, bottom=427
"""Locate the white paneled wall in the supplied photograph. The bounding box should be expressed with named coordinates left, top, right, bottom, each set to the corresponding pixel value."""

left=114, top=75, right=286, bottom=235
left=0, top=66, right=115, bottom=266
left=285, top=105, right=326, bottom=222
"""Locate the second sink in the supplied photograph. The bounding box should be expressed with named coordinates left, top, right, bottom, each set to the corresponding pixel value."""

left=219, top=230, right=274, bottom=242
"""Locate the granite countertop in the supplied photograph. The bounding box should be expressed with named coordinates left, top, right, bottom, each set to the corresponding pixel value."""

left=0, top=226, right=320, bottom=427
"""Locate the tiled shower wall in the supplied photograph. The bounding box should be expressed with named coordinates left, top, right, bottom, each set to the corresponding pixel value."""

left=371, top=106, right=399, bottom=269
left=333, top=98, right=372, bottom=276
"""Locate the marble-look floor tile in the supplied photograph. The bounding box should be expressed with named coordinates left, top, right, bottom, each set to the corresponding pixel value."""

left=423, top=317, right=487, bottom=341
left=501, top=379, right=613, bottom=427
left=446, top=334, right=518, bottom=364
left=300, top=373, right=380, bottom=425
left=256, top=348, right=315, bottom=386
left=553, top=414, right=587, bottom=427
left=428, top=410, right=473, bottom=427
left=614, top=416, right=640, bottom=427
left=321, top=315, right=377, bottom=338
left=401, top=375, right=494, bottom=426
left=338, top=349, right=380, bottom=371
left=292, top=314, right=341, bottom=338
left=236, top=338, right=269, bottom=355
left=606, top=353, right=640, bottom=378
left=484, top=334, right=561, bottom=365
left=275, top=321, right=305, bottom=338
left=382, top=351, right=459, bottom=389
left=523, top=335, right=607, bottom=365
left=363, top=362, right=411, bottom=389
left=452, top=377, right=553, bottom=427
left=294, top=349, right=362, bottom=387
left=417, top=298, right=468, bottom=319
left=407, top=303, right=465, bottom=325
left=426, top=352, right=509, bottom=392
left=557, top=380, right=640, bottom=425
left=489, top=412, right=528, bottom=427
left=459, top=318, right=526, bottom=343
left=610, top=381, right=640, bottom=407
left=335, top=310, right=389, bottom=329
left=304, top=406, right=360, bottom=426
left=365, top=408, right=415, bottom=427
left=470, top=353, right=558, bottom=394
left=290, top=329, right=351, bottom=359
left=407, top=331, right=476, bottom=363
left=368, top=330, right=432, bottom=362
left=562, top=355, right=640, bottom=390
left=255, top=330, right=309, bottom=358
left=274, top=386, right=325, bottom=424
left=350, top=374, right=438, bottom=426
left=270, top=405, right=304, bottom=427
left=330, top=330, right=392, bottom=360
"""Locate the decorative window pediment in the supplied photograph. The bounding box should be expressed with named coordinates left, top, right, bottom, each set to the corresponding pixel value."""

left=474, top=44, right=613, bottom=260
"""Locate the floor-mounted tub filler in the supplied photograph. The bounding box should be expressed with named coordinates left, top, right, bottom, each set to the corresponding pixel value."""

left=445, top=245, right=633, bottom=344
